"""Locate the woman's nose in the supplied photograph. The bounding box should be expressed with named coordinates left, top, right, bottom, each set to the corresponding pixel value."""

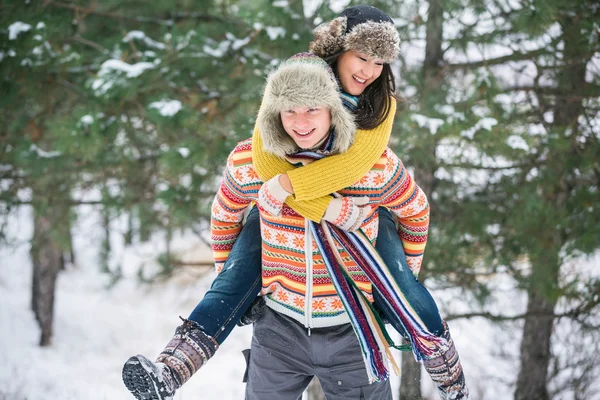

left=361, top=63, right=374, bottom=78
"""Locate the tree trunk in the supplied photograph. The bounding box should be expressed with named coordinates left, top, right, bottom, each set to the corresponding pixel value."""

left=514, top=254, right=560, bottom=400
left=423, top=0, right=444, bottom=90
left=306, top=377, right=326, bottom=400
left=399, top=0, right=445, bottom=398
left=400, top=338, right=422, bottom=400
left=514, top=13, right=587, bottom=400
left=31, top=203, right=65, bottom=346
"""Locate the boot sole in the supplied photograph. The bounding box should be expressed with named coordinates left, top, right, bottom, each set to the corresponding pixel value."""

left=122, top=356, right=172, bottom=400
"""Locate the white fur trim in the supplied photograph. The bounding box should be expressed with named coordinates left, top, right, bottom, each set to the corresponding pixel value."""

left=257, top=62, right=355, bottom=158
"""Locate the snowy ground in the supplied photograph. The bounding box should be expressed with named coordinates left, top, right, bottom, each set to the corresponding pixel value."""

left=1, top=205, right=599, bottom=400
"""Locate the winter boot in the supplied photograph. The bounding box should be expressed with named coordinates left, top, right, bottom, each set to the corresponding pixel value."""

left=423, top=322, right=470, bottom=400
left=122, top=318, right=218, bottom=400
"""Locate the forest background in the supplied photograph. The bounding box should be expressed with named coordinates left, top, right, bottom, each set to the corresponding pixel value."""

left=1, top=0, right=599, bottom=399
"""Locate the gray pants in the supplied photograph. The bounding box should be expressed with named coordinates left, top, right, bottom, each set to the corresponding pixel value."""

left=245, top=307, right=392, bottom=400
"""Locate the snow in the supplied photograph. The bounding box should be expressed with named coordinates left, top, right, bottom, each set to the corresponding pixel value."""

left=225, top=33, right=251, bottom=51
left=149, top=99, right=183, bottom=117
left=8, top=22, right=32, bottom=40
left=203, top=41, right=230, bottom=58
left=178, top=147, right=190, bottom=158
left=98, top=59, right=155, bottom=78
left=92, top=60, right=156, bottom=95
left=123, top=31, right=166, bottom=50
left=80, top=115, right=94, bottom=126
left=411, top=114, right=445, bottom=135
left=265, top=26, right=286, bottom=40
left=3, top=202, right=599, bottom=400
left=506, top=135, right=530, bottom=151
left=0, top=206, right=250, bottom=400
left=329, top=0, right=352, bottom=13
left=460, top=117, right=498, bottom=140
left=29, top=144, right=61, bottom=158
left=4, top=3, right=600, bottom=397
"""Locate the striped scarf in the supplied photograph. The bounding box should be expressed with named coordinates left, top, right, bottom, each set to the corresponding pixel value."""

left=340, top=90, right=360, bottom=111
left=284, top=91, right=448, bottom=383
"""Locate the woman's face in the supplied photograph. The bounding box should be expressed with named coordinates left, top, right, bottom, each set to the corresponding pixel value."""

left=336, top=51, right=384, bottom=95
left=280, top=106, right=331, bottom=150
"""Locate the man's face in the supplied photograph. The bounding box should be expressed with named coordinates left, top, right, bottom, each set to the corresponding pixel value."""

left=280, top=106, right=332, bottom=150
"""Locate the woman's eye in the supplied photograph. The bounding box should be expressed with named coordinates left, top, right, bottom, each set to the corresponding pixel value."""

left=309, top=108, right=319, bottom=112
left=359, top=57, right=367, bottom=61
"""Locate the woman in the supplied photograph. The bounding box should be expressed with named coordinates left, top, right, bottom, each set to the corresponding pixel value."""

left=122, top=5, right=468, bottom=400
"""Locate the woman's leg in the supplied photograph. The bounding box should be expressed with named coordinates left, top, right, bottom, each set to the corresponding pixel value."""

left=374, top=207, right=469, bottom=400
left=188, top=206, right=263, bottom=344
left=373, top=207, right=443, bottom=336
left=123, top=207, right=263, bottom=400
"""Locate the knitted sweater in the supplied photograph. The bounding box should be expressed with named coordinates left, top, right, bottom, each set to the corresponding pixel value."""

left=252, top=97, right=397, bottom=222
left=211, top=138, right=429, bottom=328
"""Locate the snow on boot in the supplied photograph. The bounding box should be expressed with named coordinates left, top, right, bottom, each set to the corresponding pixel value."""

left=423, top=322, right=470, bottom=400
left=122, top=318, right=218, bottom=400
left=122, top=354, right=177, bottom=400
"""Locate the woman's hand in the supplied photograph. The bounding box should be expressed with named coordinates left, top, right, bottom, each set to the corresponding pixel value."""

left=257, top=174, right=292, bottom=216
left=323, top=196, right=371, bottom=231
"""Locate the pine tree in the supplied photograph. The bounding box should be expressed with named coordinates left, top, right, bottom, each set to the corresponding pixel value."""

left=1, top=0, right=313, bottom=344
left=391, top=0, right=599, bottom=397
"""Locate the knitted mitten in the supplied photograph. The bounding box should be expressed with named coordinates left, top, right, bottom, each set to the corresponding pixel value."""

left=122, top=318, right=218, bottom=400
left=323, top=196, right=371, bottom=231
left=423, top=322, right=470, bottom=400
left=257, top=174, right=291, bottom=216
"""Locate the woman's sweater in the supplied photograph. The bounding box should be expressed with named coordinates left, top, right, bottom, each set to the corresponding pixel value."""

left=211, top=137, right=429, bottom=329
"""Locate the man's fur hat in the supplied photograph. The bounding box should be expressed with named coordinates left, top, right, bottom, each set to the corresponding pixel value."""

left=257, top=53, right=356, bottom=158
left=309, top=5, right=400, bottom=63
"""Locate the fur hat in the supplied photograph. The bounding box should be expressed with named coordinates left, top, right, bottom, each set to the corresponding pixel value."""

left=257, top=53, right=356, bottom=158
left=309, top=5, right=400, bottom=63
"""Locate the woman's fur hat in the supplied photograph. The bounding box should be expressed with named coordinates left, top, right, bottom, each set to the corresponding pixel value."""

left=257, top=53, right=356, bottom=158
left=309, top=5, right=400, bottom=63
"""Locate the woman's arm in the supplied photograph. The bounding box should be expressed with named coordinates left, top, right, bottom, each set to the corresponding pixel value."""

left=252, top=97, right=396, bottom=219
left=288, top=98, right=395, bottom=200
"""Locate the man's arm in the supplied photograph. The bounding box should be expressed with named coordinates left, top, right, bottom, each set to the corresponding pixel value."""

left=211, top=143, right=257, bottom=272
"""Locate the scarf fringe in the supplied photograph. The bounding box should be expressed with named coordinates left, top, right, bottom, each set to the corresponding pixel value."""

left=331, top=227, right=449, bottom=361
left=313, top=219, right=449, bottom=382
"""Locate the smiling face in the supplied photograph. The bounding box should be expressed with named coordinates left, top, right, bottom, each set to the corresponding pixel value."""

left=280, top=106, right=332, bottom=150
left=336, top=50, right=384, bottom=95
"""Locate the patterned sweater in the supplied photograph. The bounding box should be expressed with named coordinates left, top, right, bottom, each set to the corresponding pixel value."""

left=211, top=138, right=429, bottom=328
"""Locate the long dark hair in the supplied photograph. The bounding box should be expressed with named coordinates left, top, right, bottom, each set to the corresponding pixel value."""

left=325, top=52, right=397, bottom=130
